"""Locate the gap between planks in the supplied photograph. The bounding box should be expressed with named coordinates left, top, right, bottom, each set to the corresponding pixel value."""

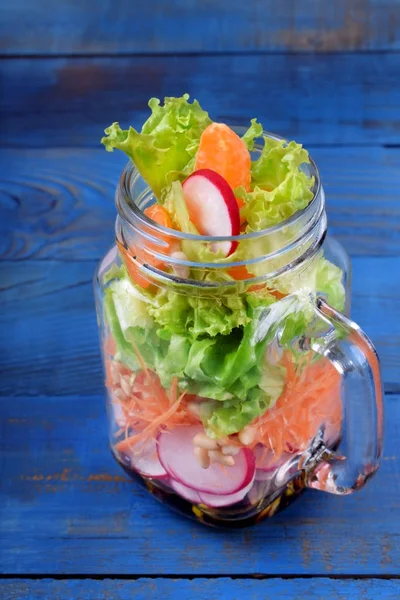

left=1, top=574, right=400, bottom=580
left=2, top=50, right=400, bottom=60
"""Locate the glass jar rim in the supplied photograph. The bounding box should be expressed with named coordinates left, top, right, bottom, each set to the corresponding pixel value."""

left=116, top=127, right=321, bottom=244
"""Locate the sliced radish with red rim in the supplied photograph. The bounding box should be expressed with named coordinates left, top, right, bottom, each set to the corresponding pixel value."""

left=198, top=476, right=255, bottom=508
left=182, top=169, right=240, bottom=256
left=157, top=426, right=255, bottom=495
left=170, top=479, right=202, bottom=504
left=118, top=438, right=167, bottom=479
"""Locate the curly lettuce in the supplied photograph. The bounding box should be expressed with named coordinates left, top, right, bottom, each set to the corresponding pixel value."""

left=204, top=349, right=286, bottom=437
left=148, top=288, right=251, bottom=338
left=241, top=118, right=263, bottom=151
left=206, top=391, right=270, bottom=437
left=101, top=94, right=211, bottom=199
left=163, top=180, right=198, bottom=235
left=108, top=276, right=154, bottom=331
left=267, top=253, right=346, bottom=312
left=315, top=256, right=346, bottom=311
left=237, top=137, right=314, bottom=230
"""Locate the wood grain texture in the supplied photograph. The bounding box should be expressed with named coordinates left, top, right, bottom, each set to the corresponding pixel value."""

left=1, top=53, right=400, bottom=147
left=0, top=393, right=398, bottom=575
left=2, top=578, right=400, bottom=599
left=2, top=0, right=400, bottom=55
left=1, top=0, right=399, bottom=585
left=1, top=147, right=399, bottom=260
left=0, top=256, right=398, bottom=395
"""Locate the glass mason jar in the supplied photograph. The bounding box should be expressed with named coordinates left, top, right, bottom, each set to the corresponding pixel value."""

left=94, top=130, right=383, bottom=528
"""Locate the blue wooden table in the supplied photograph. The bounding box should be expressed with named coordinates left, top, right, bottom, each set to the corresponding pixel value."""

left=1, top=2, right=400, bottom=598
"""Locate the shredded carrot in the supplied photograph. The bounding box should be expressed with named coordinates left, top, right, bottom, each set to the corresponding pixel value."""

left=129, top=336, right=151, bottom=383
left=169, top=376, right=178, bottom=406
left=107, top=342, right=200, bottom=452
left=105, top=358, right=114, bottom=389
left=115, top=389, right=188, bottom=453
left=248, top=353, right=342, bottom=458
left=104, top=335, right=117, bottom=356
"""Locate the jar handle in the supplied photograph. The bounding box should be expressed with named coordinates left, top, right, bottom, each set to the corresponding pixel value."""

left=304, top=297, right=384, bottom=495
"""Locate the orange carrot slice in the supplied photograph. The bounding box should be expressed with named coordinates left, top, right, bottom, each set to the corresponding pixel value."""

left=195, top=123, right=251, bottom=202
left=117, top=240, right=153, bottom=289
left=118, top=204, right=176, bottom=289
left=226, top=264, right=286, bottom=296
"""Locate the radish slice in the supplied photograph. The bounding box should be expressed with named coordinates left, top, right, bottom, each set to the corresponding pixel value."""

left=111, top=402, right=126, bottom=428
left=170, top=479, right=201, bottom=504
left=247, top=480, right=269, bottom=505
left=254, top=446, right=294, bottom=473
left=255, top=468, right=277, bottom=482
left=157, top=426, right=255, bottom=495
left=199, top=476, right=255, bottom=507
left=182, top=169, right=240, bottom=256
left=119, top=438, right=167, bottom=479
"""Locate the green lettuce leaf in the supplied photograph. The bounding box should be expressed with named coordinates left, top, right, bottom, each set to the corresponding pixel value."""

left=239, top=176, right=313, bottom=231
left=262, top=252, right=346, bottom=312
left=251, top=137, right=311, bottom=189
left=101, top=94, right=211, bottom=199
left=186, top=381, right=235, bottom=401
left=153, top=333, right=192, bottom=386
left=102, top=263, right=126, bottom=285
left=204, top=360, right=286, bottom=437
left=250, top=292, right=314, bottom=345
left=200, top=308, right=268, bottom=388
left=108, top=277, right=155, bottom=331
left=105, top=281, right=191, bottom=385
left=163, top=180, right=198, bottom=235
left=104, top=275, right=160, bottom=370
left=259, top=361, right=286, bottom=402
left=148, top=287, right=251, bottom=338
left=241, top=118, right=263, bottom=151
left=206, top=389, right=270, bottom=437
left=104, top=290, right=140, bottom=371
left=238, top=136, right=314, bottom=231
left=315, top=256, right=346, bottom=311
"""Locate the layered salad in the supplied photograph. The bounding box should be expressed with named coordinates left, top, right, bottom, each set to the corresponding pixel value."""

left=99, top=95, right=344, bottom=511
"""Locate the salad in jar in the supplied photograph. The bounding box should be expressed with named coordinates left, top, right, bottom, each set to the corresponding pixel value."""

left=97, top=95, right=347, bottom=525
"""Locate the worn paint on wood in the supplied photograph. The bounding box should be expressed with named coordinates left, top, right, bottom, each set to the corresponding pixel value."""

left=0, top=394, right=398, bottom=575
left=1, top=53, right=400, bottom=147
left=0, top=257, right=399, bottom=396
left=1, top=147, right=399, bottom=260
left=2, top=578, right=400, bottom=599
left=1, top=0, right=400, bottom=54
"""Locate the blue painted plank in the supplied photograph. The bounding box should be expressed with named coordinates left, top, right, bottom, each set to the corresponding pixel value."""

left=0, top=394, right=398, bottom=575
left=1, top=147, right=399, bottom=260
left=1, top=54, right=400, bottom=146
left=1, top=0, right=399, bottom=55
left=0, top=256, right=398, bottom=396
left=2, top=578, right=400, bottom=599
